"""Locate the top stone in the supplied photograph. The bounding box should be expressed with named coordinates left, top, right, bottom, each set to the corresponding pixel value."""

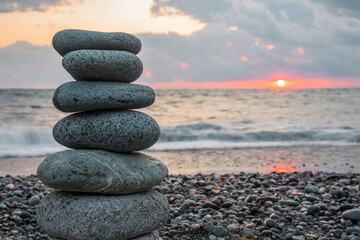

left=52, top=29, right=141, bottom=56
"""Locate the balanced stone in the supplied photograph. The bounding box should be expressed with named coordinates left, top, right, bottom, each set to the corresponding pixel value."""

left=63, top=50, right=143, bottom=83
left=37, top=150, right=168, bottom=194
left=53, top=29, right=141, bottom=56
left=52, top=232, right=161, bottom=240
left=53, top=110, right=160, bottom=152
left=36, top=190, right=169, bottom=240
left=53, top=81, right=155, bottom=112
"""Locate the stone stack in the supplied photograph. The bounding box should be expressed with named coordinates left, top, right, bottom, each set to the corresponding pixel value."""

left=36, top=29, right=169, bottom=240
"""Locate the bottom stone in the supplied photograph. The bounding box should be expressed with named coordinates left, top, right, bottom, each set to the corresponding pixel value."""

left=37, top=190, right=169, bottom=240
left=131, top=231, right=162, bottom=240
left=52, top=231, right=162, bottom=240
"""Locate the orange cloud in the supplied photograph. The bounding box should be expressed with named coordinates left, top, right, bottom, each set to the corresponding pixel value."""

left=240, top=56, right=248, bottom=61
left=255, top=39, right=262, bottom=46
left=227, top=41, right=233, bottom=47
left=0, top=0, right=207, bottom=47
left=267, top=45, right=275, bottom=50
left=180, top=62, right=190, bottom=69
left=297, top=46, right=305, bottom=54
left=228, top=26, right=238, bottom=31
left=144, top=68, right=152, bottom=78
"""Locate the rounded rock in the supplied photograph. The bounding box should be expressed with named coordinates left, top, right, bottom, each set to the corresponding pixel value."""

left=37, top=150, right=168, bottom=194
left=36, top=190, right=169, bottom=240
left=53, top=81, right=155, bottom=112
left=28, top=195, right=40, bottom=206
left=53, top=29, right=141, bottom=56
left=53, top=110, right=160, bottom=152
left=342, top=209, right=360, bottom=221
left=63, top=50, right=143, bottom=83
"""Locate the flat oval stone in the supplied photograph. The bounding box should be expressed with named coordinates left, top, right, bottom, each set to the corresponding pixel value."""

left=36, top=190, right=169, bottom=240
left=37, top=150, right=168, bottom=194
left=63, top=50, right=143, bottom=83
left=53, top=110, right=160, bottom=152
left=53, top=29, right=141, bottom=56
left=342, top=209, right=360, bottom=221
left=53, top=81, right=155, bottom=112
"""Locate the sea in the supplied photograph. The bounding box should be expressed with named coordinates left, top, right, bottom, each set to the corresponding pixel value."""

left=1, top=88, right=360, bottom=175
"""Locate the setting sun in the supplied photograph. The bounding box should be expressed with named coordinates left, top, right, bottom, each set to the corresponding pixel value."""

left=277, top=79, right=285, bottom=87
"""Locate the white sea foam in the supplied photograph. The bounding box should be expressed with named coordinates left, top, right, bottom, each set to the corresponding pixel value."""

left=158, top=122, right=360, bottom=142
left=0, top=122, right=359, bottom=158
left=0, top=127, right=65, bottom=158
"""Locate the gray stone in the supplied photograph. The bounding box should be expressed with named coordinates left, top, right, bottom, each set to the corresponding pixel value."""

left=51, top=231, right=162, bottom=240
left=347, top=226, right=360, bottom=234
left=305, top=184, right=319, bottom=194
left=173, top=216, right=182, bottom=225
left=37, top=190, right=169, bottom=240
left=53, top=110, right=160, bottom=152
left=339, top=179, right=351, bottom=185
left=307, top=206, right=321, bottom=216
left=53, top=81, right=155, bottom=112
left=63, top=50, right=143, bottom=83
left=37, top=150, right=168, bottom=194
left=243, top=228, right=254, bottom=238
left=28, top=195, right=40, bottom=206
left=342, top=209, right=360, bottom=221
left=53, top=29, right=141, bottom=56
left=212, top=226, right=229, bottom=237
left=278, top=199, right=300, bottom=206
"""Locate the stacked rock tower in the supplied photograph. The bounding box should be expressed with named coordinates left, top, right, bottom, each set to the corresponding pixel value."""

left=36, top=30, right=169, bottom=240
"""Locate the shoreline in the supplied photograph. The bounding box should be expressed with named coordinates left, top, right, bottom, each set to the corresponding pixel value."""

left=1, top=172, right=360, bottom=239
left=1, top=145, right=359, bottom=176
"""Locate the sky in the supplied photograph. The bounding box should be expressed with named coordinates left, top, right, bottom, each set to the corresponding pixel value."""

left=0, top=0, right=360, bottom=89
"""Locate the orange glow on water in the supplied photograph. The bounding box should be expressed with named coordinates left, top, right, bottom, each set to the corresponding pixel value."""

left=273, top=166, right=295, bottom=173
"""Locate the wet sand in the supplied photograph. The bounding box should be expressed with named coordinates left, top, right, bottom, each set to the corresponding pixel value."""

left=0, top=145, right=359, bottom=176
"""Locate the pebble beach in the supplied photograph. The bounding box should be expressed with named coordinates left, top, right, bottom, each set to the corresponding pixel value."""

left=2, top=171, right=360, bottom=240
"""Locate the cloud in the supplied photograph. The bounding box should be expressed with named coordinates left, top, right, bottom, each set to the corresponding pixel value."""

left=150, top=0, right=233, bottom=22
left=139, top=0, right=360, bottom=83
left=0, top=41, right=70, bottom=88
left=0, top=0, right=70, bottom=13
left=311, top=0, right=360, bottom=18
left=1, top=0, right=360, bottom=88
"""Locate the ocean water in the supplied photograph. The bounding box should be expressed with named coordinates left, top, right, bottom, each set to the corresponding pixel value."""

left=0, top=88, right=360, bottom=174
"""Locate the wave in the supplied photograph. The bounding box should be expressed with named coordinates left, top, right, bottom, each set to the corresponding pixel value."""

left=158, top=122, right=360, bottom=143
left=0, top=127, right=65, bottom=158
left=0, top=122, right=359, bottom=158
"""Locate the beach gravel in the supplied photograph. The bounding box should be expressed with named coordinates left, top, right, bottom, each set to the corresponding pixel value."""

left=1, top=172, right=360, bottom=239
left=62, top=50, right=143, bottom=83
left=37, top=150, right=168, bottom=194
left=36, top=190, right=169, bottom=240
left=53, top=110, right=160, bottom=152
